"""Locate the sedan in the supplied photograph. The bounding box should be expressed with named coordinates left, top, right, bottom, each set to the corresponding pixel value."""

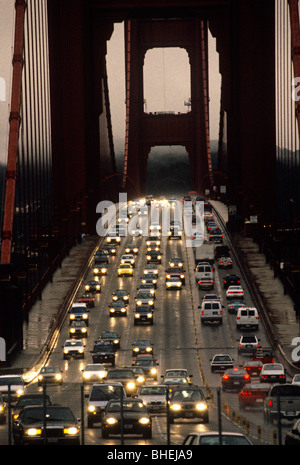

left=112, top=289, right=129, bottom=302
left=168, top=258, right=184, bottom=268
left=227, top=300, right=245, bottom=314
left=100, top=331, right=121, bottom=350
left=134, top=307, right=154, bottom=325
left=217, top=256, right=233, bottom=269
left=182, top=432, right=252, bottom=445
left=166, top=275, right=182, bottom=290
left=37, top=366, right=63, bottom=386
left=163, top=369, right=193, bottom=384
left=238, top=383, right=271, bottom=410
left=226, top=285, right=244, bottom=299
left=223, top=274, right=241, bottom=289
left=221, top=368, right=251, bottom=391
left=77, top=293, right=95, bottom=308
left=82, top=364, right=107, bottom=383
left=141, top=274, right=158, bottom=287
left=93, top=265, right=107, bottom=276
left=109, top=301, right=128, bottom=317
left=161, top=376, right=190, bottom=393
left=242, top=360, right=263, bottom=377
left=210, top=354, right=234, bottom=372
left=143, top=264, right=159, bottom=276
left=169, top=386, right=209, bottom=424
left=138, top=283, right=156, bottom=297
left=121, top=254, right=135, bottom=267
left=125, top=244, right=139, bottom=254
left=132, top=339, right=154, bottom=356
left=69, top=320, right=88, bottom=338
left=12, top=406, right=80, bottom=445
left=146, top=250, right=162, bottom=264
left=101, top=399, right=152, bottom=439
left=117, top=264, right=133, bottom=277
left=134, top=291, right=154, bottom=308
left=138, top=385, right=168, bottom=413
left=165, top=267, right=185, bottom=284
left=84, top=280, right=101, bottom=293
left=260, top=363, right=286, bottom=384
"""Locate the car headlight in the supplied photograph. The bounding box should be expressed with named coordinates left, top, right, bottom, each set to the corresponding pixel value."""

left=70, top=314, right=75, bottom=320
left=38, top=375, right=43, bottom=381
left=147, top=313, right=153, bottom=318
left=146, top=347, right=152, bottom=352
left=17, top=389, right=24, bottom=396
left=96, top=285, right=101, bottom=290
left=106, top=237, right=111, bottom=242
left=0, top=406, right=4, bottom=413
left=133, top=248, right=138, bottom=253
left=85, top=285, right=90, bottom=291
left=110, top=308, right=115, bottom=313
left=25, top=428, right=42, bottom=437
left=150, top=368, right=157, bottom=374
left=106, top=417, right=118, bottom=425
left=81, top=328, right=87, bottom=333
left=64, top=427, right=79, bottom=436
left=88, top=405, right=95, bottom=412
left=196, top=403, right=208, bottom=411
left=127, top=382, right=136, bottom=390
left=137, top=376, right=145, bottom=384
left=170, top=403, right=181, bottom=411
left=70, top=328, right=75, bottom=333
left=55, top=374, right=62, bottom=381
left=93, top=268, right=99, bottom=274
left=82, top=314, right=88, bottom=319
left=116, top=237, right=121, bottom=242
left=112, top=296, right=118, bottom=300
left=139, top=417, right=150, bottom=425
left=147, top=256, right=151, bottom=260
left=121, top=308, right=126, bottom=312
left=83, top=372, right=91, bottom=379
left=78, top=349, right=84, bottom=353
left=133, top=347, right=139, bottom=352
left=123, top=296, right=129, bottom=300
left=180, top=274, right=185, bottom=279
left=135, top=314, right=140, bottom=318
left=149, top=300, right=154, bottom=305
left=114, top=339, right=119, bottom=344
left=157, top=256, right=161, bottom=260
left=137, top=300, right=142, bottom=305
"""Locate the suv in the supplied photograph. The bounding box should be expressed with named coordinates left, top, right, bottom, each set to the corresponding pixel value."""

left=236, top=307, right=259, bottom=330
left=195, top=264, right=214, bottom=284
left=86, top=383, right=126, bottom=428
left=90, top=341, right=115, bottom=366
left=199, top=301, right=223, bottom=325
left=214, top=245, right=230, bottom=261
left=263, top=383, right=300, bottom=424
left=69, top=303, right=89, bottom=326
left=238, top=334, right=260, bottom=354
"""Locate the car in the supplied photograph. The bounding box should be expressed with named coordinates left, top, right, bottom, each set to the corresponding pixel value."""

left=106, top=230, right=121, bottom=244
left=169, top=386, right=209, bottom=424
left=198, top=276, right=214, bottom=290
left=63, top=339, right=84, bottom=359
left=238, top=383, right=271, bottom=410
left=92, top=264, right=108, bottom=276
left=292, top=374, right=300, bottom=385
left=208, top=228, right=223, bottom=243
left=11, top=394, right=52, bottom=421
left=168, top=258, right=184, bottom=268
left=117, top=263, right=133, bottom=276
left=137, top=385, right=168, bottom=413
left=223, top=274, right=241, bottom=289
left=121, top=254, right=136, bottom=267
left=77, top=293, right=95, bottom=308
left=101, top=398, right=152, bottom=439
left=82, top=364, right=107, bottom=383
left=163, top=369, right=193, bottom=384
left=69, top=303, right=89, bottom=326
left=227, top=300, right=245, bottom=314
left=226, top=285, right=244, bottom=299
left=124, top=366, right=146, bottom=386
left=146, top=236, right=161, bottom=248
left=217, top=256, right=233, bottom=268
left=141, top=274, right=157, bottom=287
left=105, top=368, right=138, bottom=396
left=111, top=289, right=129, bottom=302
left=199, top=301, right=223, bottom=325
left=143, top=264, right=159, bottom=276
left=0, top=395, right=6, bottom=424
left=202, top=293, right=220, bottom=302
left=135, top=291, right=155, bottom=308
left=221, top=368, right=251, bottom=391
left=236, top=307, right=259, bottom=330
left=146, top=250, right=162, bottom=264
left=125, top=244, right=139, bottom=254
left=69, top=320, right=88, bottom=338
left=90, top=341, right=115, bottom=366
left=0, top=375, right=25, bottom=402
left=165, top=267, right=185, bottom=284
left=285, top=419, right=300, bottom=444
left=102, top=244, right=117, bottom=255
left=134, top=306, right=154, bottom=325
left=12, top=405, right=80, bottom=445
left=149, top=221, right=161, bottom=233
left=182, top=431, right=253, bottom=445
left=132, top=339, right=153, bottom=356
left=242, top=360, right=263, bottom=377
left=138, top=283, right=156, bottom=297
left=132, top=355, right=159, bottom=380
left=238, top=334, right=260, bottom=354
left=260, top=363, right=286, bottom=383
left=161, top=376, right=191, bottom=393
left=195, top=263, right=214, bottom=284
left=86, top=383, right=126, bottom=428
left=94, top=249, right=109, bottom=265
left=168, top=224, right=183, bottom=239
left=100, top=331, right=121, bottom=350
left=109, top=301, right=128, bottom=317
left=37, top=366, right=63, bottom=386
left=210, top=354, right=234, bottom=372
left=214, top=245, right=231, bottom=261
left=84, top=280, right=101, bottom=293
left=166, top=274, right=183, bottom=290
left=263, top=383, right=300, bottom=424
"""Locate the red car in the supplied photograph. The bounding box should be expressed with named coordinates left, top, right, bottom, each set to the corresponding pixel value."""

left=242, top=360, right=263, bottom=378
left=77, top=293, right=95, bottom=308
left=238, top=383, right=271, bottom=410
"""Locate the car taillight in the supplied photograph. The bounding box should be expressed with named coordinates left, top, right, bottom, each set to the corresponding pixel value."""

left=268, top=400, right=273, bottom=407
left=256, top=316, right=259, bottom=319
left=244, top=374, right=250, bottom=380
left=237, top=316, right=240, bottom=319
left=222, top=374, right=230, bottom=380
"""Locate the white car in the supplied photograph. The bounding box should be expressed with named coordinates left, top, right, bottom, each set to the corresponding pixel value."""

left=260, top=363, right=286, bottom=383
left=143, top=264, right=159, bottom=275
left=0, top=375, right=25, bottom=401
left=236, top=307, right=259, bottom=330
left=210, top=354, right=234, bottom=372
left=63, top=339, right=85, bottom=359
left=82, top=364, right=107, bottom=383
left=166, top=275, right=182, bottom=290
left=292, top=374, right=300, bottom=385
left=121, top=254, right=135, bottom=267
left=226, top=285, right=244, bottom=299
left=237, top=334, right=259, bottom=354
left=137, top=385, right=168, bottom=413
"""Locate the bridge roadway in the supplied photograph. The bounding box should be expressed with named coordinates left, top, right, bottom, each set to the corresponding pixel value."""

left=0, top=199, right=298, bottom=446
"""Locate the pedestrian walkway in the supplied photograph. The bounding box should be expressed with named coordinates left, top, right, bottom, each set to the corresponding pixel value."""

left=211, top=200, right=300, bottom=374
left=5, top=235, right=100, bottom=380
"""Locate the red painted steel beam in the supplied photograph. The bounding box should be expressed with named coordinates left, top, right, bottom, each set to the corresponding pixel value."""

left=1, top=0, right=26, bottom=264
left=289, top=0, right=300, bottom=137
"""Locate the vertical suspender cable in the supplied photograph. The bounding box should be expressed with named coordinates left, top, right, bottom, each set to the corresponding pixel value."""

left=1, top=0, right=27, bottom=263
left=123, top=20, right=131, bottom=189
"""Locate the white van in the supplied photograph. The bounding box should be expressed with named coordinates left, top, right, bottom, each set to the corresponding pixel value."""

left=195, top=263, right=214, bottom=284
left=199, top=301, right=223, bottom=325
left=236, top=307, right=259, bottom=330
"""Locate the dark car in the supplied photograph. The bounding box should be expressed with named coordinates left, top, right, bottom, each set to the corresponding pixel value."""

left=101, top=398, right=152, bottom=439
left=134, top=305, right=154, bottom=325
left=141, top=274, right=157, bottom=288
left=112, top=289, right=129, bottom=302
left=146, top=250, right=162, bottom=264
left=69, top=320, right=88, bottom=338
left=132, top=355, right=159, bottom=380
left=91, top=341, right=115, bottom=366
left=0, top=395, right=6, bottom=424
left=94, top=249, right=109, bottom=265
left=11, top=394, right=52, bottom=421
left=223, top=274, right=241, bottom=289
left=214, top=245, right=230, bottom=261
left=169, top=386, right=209, bottom=424
left=285, top=419, right=300, bottom=444
left=100, top=331, right=121, bottom=351
left=105, top=369, right=138, bottom=396
left=132, top=339, right=153, bottom=356
left=84, top=280, right=101, bottom=293
left=12, top=405, right=80, bottom=445
left=109, top=301, right=128, bottom=317
left=221, top=368, right=251, bottom=391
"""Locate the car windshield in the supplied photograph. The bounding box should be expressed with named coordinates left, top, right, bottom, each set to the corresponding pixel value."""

left=22, top=407, right=75, bottom=424
left=16, top=396, right=51, bottom=407
left=271, top=385, right=300, bottom=397
left=163, top=377, right=188, bottom=385
left=107, top=370, right=134, bottom=379
left=107, top=401, right=147, bottom=413
left=165, top=370, right=187, bottom=377
left=135, top=360, right=155, bottom=367
left=90, top=385, right=123, bottom=401
left=0, top=377, right=23, bottom=386
left=264, top=364, right=282, bottom=371
left=40, top=367, right=60, bottom=373
left=139, top=386, right=167, bottom=395
left=199, top=434, right=250, bottom=445
left=93, top=345, right=113, bottom=353
left=65, top=341, right=83, bottom=347
left=214, top=356, right=231, bottom=362
left=171, top=389, right=205, bottom=401
left=85, top=365, right=105, bottom=371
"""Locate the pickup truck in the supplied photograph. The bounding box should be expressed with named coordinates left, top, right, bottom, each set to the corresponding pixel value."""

left=263, top=383, right=300, bottom=424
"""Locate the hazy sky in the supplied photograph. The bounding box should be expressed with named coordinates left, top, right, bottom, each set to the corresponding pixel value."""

left=106, top=22, right=221, bottom=155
